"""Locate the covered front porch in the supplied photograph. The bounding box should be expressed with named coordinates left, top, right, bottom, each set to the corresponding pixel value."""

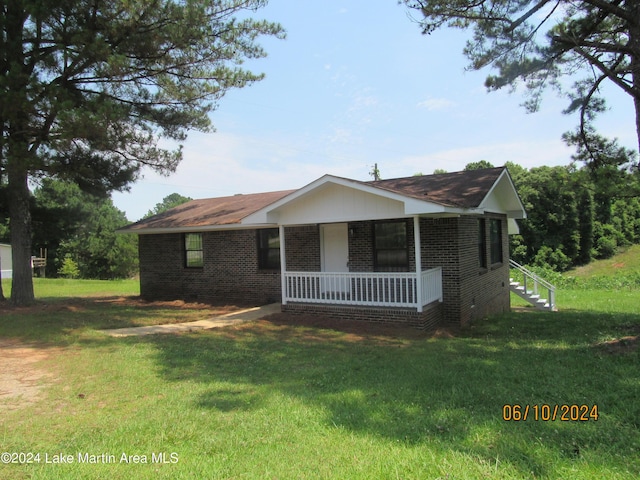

left=276, top=214, right=443, bottom=313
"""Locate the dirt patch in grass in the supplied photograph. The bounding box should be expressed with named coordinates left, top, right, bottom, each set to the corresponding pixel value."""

left=0, top=339, right=62, bottom=411
left=92, top=296, right=239, bottom=311
left=597, top=336, right=639, bottom=354
left=595, top=325, right=640, bottom=355
left=0, top=296, right=241, bottom=315
left=247, top=312, right=457, bottom=344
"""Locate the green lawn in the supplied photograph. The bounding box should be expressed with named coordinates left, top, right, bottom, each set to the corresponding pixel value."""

left=1, top=277, right=140, bottom=300
left=0, top=278, right=638, bottom=479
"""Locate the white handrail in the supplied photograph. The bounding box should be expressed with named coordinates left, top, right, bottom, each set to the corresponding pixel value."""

left=509, top=259, right=556, bottom=310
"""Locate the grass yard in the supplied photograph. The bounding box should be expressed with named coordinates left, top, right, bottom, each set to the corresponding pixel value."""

left=570, top=244, right=640, bottom=278
left=0, top=277, right=638, bottom=479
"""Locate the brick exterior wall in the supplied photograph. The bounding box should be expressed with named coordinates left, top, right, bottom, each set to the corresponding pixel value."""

left=285, top=225, right=320, bottom=271
left=420, top=215, right=510, bottom=326
left=139, top=229, right=281, bottom=305
left=137, top=215, right=510, bottom=327
left=282, top=301, right=443, bottom=330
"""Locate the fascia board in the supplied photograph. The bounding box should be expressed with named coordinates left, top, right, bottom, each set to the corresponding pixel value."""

left=116, top=223, right=276, bottom=235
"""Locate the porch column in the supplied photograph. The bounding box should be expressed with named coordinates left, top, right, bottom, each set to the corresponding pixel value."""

left=414, top=216, right=423, bottom=312
left=279, top=225, right=287, bottom=305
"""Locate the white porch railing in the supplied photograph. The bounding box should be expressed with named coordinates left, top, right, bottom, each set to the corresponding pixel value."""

left=283, top=267, right=443, bottom=309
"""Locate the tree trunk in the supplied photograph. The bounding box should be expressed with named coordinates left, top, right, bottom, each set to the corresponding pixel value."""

left=5, top=0, right=35, bottom=306
left=8, top=165, right=34, bottom=306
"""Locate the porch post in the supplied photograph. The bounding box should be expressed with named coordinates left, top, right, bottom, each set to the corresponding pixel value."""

left=279, top=225, right=287, bottom=305
left=414, top=216, right=423, bottom=313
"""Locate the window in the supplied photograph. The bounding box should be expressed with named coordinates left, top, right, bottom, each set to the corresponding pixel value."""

left=258, top=228, right=280, bottom=269
left=184, top=233, right=204, bottom=268
left=490, top=218, right=503, bottom=265
left=374, top=221, right=408, bottom=271
left=478, top=218, right=487, bottom=269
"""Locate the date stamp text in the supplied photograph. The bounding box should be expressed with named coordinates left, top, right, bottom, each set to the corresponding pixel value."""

left=502, top=404, right=599, bottom=422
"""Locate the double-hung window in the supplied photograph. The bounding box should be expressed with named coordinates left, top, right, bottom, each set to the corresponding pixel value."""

left=184, top=233, right=204, bottom=268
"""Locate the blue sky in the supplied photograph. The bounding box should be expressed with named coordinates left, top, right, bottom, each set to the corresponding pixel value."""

left=113, top=0, right=638, bottom=221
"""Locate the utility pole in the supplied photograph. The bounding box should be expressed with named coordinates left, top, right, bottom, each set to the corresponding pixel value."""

left=370, top=163, right=381, bottom=181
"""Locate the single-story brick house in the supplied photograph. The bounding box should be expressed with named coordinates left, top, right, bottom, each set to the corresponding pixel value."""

left=119, top=167, right=526, bottom=329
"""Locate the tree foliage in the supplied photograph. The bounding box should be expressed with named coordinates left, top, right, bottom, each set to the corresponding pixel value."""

left=402, top=0, right=640, bottom=155
left=143, top=193, right=193, bottom=219
left=464, top=160, right=495, bottom=170
left=58, top=254, right=80, bottom=279
left=33, top=179, right=138, bottom=279
left=509, top=162, right=640, bottom=271
left=1, top=0, right=283, bottom=304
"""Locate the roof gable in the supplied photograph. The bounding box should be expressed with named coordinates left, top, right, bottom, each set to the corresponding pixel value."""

left=242, top=174, right=450, bottom=225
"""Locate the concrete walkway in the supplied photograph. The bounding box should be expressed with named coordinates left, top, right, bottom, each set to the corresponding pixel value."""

left=101, top=303, right=281, bottom=337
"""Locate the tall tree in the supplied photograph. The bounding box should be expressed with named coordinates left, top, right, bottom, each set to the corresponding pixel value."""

left=0, top=0, right=284, bottom=305
left=402, top=0, right=640, bottom=155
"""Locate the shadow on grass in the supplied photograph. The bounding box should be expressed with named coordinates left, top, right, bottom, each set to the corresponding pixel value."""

left=143, top=309, right=640, bottom=478
left=0, top=296, right=243, bottom=343
left=1, top=297, right=638, bottom=477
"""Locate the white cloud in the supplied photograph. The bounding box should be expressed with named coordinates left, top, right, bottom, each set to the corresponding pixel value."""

left=391, top=140, right=574, bottom=177
left=417, top=97, right=456, bottom=111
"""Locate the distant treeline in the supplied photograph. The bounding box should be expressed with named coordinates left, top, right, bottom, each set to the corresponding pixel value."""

left=505, top=162, right=640, bottom=272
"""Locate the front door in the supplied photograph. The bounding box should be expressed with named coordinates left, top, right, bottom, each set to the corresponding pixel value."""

left=321, top=223, right=349, bottom=272
left=320, top=223, right=349, bottom=297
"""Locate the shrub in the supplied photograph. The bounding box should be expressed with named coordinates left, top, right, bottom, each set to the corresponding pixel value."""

left=58, top=255, right=80, bottom=279
left=533, top=245, right=571, bottom=272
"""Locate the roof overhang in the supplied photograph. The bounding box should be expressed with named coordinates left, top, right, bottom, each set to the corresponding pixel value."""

left=116, top=223, right=278, bottom=235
